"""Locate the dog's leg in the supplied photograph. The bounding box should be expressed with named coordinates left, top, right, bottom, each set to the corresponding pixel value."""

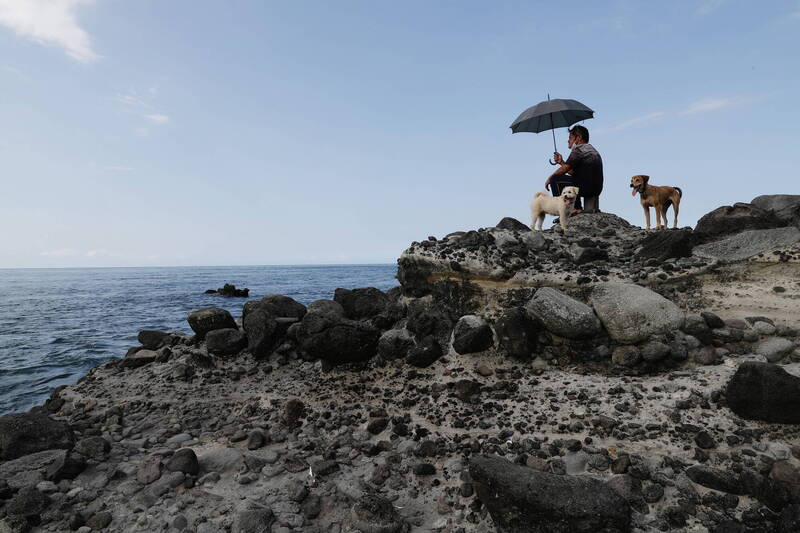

left=643, top=206, right=651, bottom=230
left=537, top=214, right=545, bottom=231
left=672, top=199, right=680, bottom=229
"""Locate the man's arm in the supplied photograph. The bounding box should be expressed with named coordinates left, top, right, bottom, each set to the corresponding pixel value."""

left=544, top=163, right=571, bottom=189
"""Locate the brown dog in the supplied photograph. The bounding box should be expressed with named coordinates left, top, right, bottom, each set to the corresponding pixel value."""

left=629, top=175, right=682, bottom=230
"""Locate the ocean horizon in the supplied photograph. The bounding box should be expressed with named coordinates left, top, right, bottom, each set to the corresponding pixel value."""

left=0, top=264, right=399, bottom=415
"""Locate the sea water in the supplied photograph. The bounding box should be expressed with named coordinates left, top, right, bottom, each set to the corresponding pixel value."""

left=0, top=264, right=398, bottom=415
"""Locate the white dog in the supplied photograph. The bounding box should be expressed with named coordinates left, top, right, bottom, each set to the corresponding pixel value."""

left=530, top=186, right=580, bottom=231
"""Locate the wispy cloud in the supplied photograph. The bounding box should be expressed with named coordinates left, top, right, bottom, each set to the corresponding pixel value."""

left=697, top=0, right=727, bottom=16
left=680, top=96, right=752, bottom=115
left=145, top=114, right=170, bottom=125
left=86, top=248, right=120, bottom=258
left=115, top=91, right=152, bottom=110
left=103, top=165, right=134, bottom=172
left=0, top=0, right=99, bottom=63
left=40, top=248, right=78, bottom=257
left=2, top=64, right=29, bottom=80
left=597, top=111, right=665, bottom=133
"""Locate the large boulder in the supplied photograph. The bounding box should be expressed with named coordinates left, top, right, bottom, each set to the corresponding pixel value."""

left=527, top=287, right=602, bottom=339
left=590, top=283, right=684, bottom=344
left=751, top=194, right=800, bottom=225
left=685, top=465, right=747, bottom=495
left=469, top=455, right=631, bottom=533
left=0, top=449, right=85, bottom=489
left=138, top=330, right=171, bottom=350
left=406, top=335, right=443, bottom=368
left=206, top=328, right=247, bottom=356
left=694, top=202, right=782, bottom=241
left=295, top=311, right=380, bottom=365
left=187, top=307, right=237, bottom=340
left=496, top=217, right=530, bottom=232
left=726, top=362, right=800, bottom=423
left=494, top=308, right=540, bottom=359
left=0, top=410, right=74, bottom=460
left=754, top=337, right=796, bottom=363
left=245, top=294, right=307, bottom=321
left=452, top=315, right=494, bottom=354
left=377, top=329, right=416, bottom=360
left=636, top=229, right=695, bottom=261
left=693, top=226, right=800, bottom=262
left=334, top=287, right=389, bottom=320
left=242, top=308, right=281, bottom=358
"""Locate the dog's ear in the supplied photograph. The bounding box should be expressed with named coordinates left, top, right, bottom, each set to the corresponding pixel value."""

left=574, top=187, right=580, bottom=194
left=642, top=175, right=650, bottom=183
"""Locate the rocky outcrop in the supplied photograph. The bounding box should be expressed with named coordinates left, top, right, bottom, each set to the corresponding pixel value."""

left=694, top=202, right=783, bottom=241
left=470, top=454, right=631, bottom=532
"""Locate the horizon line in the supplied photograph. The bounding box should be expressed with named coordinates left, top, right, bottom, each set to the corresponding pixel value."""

left=0, top=262, right=398, bottom=271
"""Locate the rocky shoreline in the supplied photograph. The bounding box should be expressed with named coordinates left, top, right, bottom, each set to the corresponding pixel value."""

left=1, top=194, right=800, bottom=533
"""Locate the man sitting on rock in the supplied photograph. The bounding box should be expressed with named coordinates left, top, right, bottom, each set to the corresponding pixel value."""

left=544, top=125, right=604, bottom=214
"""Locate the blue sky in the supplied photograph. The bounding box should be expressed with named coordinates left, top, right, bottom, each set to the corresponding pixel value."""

left=1, top=1, right=798, bottom=268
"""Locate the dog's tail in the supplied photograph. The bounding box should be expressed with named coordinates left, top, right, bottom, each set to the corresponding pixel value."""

left=534, top=191, right=547, bottom=199
left=675, top=187, right=682, bottom=198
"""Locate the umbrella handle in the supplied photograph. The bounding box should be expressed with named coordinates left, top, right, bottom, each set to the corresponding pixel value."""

left=549, top=159, right=558, bottom=166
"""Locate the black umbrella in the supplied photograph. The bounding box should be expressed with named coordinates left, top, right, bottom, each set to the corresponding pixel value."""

left=510, top=95, right=594, bottom=164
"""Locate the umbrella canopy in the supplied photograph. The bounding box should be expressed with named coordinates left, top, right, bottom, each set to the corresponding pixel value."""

left=510, top=98, right=594, bottom=134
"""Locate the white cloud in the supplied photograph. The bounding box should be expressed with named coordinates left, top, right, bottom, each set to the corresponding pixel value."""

left=598, top=111, right=665, bottom=133
left=145, top=114, right=170, bottom=125
left=40, top=248, right=78, bottom=256
left=680, top=96, right=750, bottom=115
left=0, top=0, right=99, bottom=63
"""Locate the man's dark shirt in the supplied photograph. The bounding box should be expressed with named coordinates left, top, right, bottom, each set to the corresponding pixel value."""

left=566, top=143, right=603, bottom=197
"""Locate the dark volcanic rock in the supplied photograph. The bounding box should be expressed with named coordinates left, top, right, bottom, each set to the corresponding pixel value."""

left=165, top=448, right=199, bottom=475
left=138, top=330, right=171, bottom=350
left=351, top=492, right=408, bottom=533
left=406, top=335, right=443, bottom=368
left=494, top=307, right=539, bottom=359
left=496, top=217, right=530, bottom=232
left=694, top=202, right=782, bottom=241
left=527, top=287, right=602, bottom=340
left=296, top=311, right=380, bottom=365
left=685, top=465, right=746, bottom=494
left=636, top=229, right=695, bottom=261
left=334, top=287, right=389, bottom=320
left=452, top=315, right=494, bottom=354
left=377, top=329, right=416, bottom=360
left=244, top=294, right=307, bottom=321
left=217, top=283, right=249, bottom=297
left=6, top=486, right=50, bottom=517
left=242, top=308, right=281, bottom=358
left=726, top=362, right=800, bottom=423
left=232, top=508, right=275, bottom=533
left=119, top=348, right=158, bottom=368
left=397, top=256, right=436, bottom=297
left=187, top=307, right=237, bottom=340
left=0, top=410, right=74, bottom=460
left=206, top=328, right=247, bottom=356
left=470, top=455, right=631, bottom=533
